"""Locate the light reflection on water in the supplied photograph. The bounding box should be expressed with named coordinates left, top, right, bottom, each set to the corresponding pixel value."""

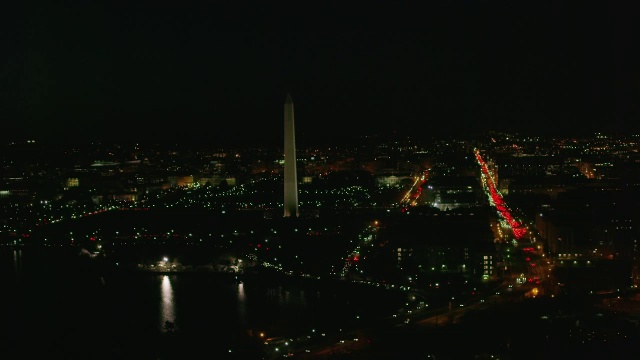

left=237, top=281, right=246, bottom=325
left=2, top=249, right=406, bottom=346
left=13, top=249, right=22, bottom=280
left=160, top=275, right=175, bottom=331
left=147, top=274, right=405, bottom=339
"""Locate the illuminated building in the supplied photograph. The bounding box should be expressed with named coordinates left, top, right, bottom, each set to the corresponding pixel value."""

left=168, top=175, right=195, bottom=188
left=65, top=177, right=79, bottom=189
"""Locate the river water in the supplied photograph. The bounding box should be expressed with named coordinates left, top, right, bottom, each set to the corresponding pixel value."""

left=1, top=247, right=408, bottom=359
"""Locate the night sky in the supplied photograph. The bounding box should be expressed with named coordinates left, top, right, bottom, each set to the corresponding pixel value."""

left=1, top=1, right=638, bottom=145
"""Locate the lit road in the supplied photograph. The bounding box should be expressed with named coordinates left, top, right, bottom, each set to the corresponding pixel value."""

left=399, top=170, right=428, bottom=207
left=474, top=148, right=527, bottom=240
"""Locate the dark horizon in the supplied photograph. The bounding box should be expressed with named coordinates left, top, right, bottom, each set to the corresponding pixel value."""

left=2, top=1, right=639, bottom=145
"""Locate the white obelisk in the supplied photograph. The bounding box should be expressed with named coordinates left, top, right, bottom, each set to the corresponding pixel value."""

left=283, top=93, right=299, bottom=218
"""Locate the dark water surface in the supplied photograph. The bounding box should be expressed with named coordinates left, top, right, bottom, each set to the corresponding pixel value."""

left=1, top=247, right=408, bottom=359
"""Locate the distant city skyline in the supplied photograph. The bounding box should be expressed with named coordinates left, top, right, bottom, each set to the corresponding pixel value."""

left=1, top=110, right=640, bottom=359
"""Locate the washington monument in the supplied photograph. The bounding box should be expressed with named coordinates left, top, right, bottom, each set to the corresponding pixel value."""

left=283, top=93, right=299, bottom=218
